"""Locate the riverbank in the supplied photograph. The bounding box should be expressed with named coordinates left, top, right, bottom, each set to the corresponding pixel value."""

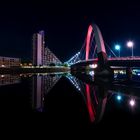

left=0, top=67, right=70, bottom=74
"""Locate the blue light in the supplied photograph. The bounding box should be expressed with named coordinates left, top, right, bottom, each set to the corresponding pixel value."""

left=89, top=71, right=95, bottom=76
left=138, top=73, right=140, bottom=76
left=117, top=95, right=122, bottom=101
left=115, top=44, right=121, bottom=50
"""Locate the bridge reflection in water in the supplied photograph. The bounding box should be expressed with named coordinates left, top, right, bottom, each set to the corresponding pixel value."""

left=1, top=71, right=140, bottom=124
left=67, top=71, right=140, bottom=123
left=67, top=72, right=109, bottom=123
left=31, top=71, right=140, bottom=124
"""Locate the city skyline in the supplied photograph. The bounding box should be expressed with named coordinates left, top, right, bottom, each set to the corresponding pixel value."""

left=0, top=0, right=140, bottom=129
left=0, top=1, right=140, bottom=62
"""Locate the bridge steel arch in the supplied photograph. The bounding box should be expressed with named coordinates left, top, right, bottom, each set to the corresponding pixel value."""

left=85, top=24, right=108, bottom=68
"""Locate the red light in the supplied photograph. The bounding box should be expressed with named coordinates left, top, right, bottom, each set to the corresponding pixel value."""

left=86, top=84, right=95, bottom=122
left=86, top=25, right=93, bottom=60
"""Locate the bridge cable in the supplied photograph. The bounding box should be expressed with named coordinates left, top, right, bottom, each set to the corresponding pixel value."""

left=105, top=42, right=117, bottom=57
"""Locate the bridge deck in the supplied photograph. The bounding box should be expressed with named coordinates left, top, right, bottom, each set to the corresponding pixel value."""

left=72, top=57, right=140, bottom=67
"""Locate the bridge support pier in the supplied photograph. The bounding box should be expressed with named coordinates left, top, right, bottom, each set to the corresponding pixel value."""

left=94, top=67, right=113, bottom=79
left=94, top=54, right=113, bottom=79
left=126, top=67, right=133, bottom=80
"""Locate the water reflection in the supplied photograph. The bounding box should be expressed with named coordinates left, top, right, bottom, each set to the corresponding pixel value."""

left=67, top=71, right=140, bottom=123
left=0, top=74, right=21, bottom=86
left=32, top=74, right=62, bottom=111
left=67, top=73, right=109, bottom=123
left=1, top=70, right=139, bottom=124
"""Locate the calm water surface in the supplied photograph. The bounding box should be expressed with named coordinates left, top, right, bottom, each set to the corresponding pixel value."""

left=1, top=71, right=140, bottom=130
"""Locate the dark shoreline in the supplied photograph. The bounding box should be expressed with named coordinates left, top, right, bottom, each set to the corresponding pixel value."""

left=0, top=67, right=70, bottom=74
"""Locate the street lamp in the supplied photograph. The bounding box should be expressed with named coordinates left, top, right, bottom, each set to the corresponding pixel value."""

left=129, top=98, right=136, bottom=107
left=115, top=44, right=121, bottom=57
left=127, top=41, right=134, bottom=58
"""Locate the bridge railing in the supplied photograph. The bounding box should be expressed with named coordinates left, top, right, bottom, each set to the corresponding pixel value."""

left=108, top=56, right=140, bottom=61
left=71, top=56, right=140, bottom=65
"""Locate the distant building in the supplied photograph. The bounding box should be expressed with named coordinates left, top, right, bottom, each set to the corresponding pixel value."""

left=44, top=47, right=62, bottom=65
left=32, top=30, right=45, bottom=66
left=0, top=56, right=21, bottom=68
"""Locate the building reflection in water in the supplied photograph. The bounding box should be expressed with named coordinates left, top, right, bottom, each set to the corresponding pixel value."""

left=32, top=74, right=62, bottom=112
left=0, top=74, right=21, bottom=86
left=67, top=71, right=140, bottom=124
left=31, top=70, right=140, bottom=122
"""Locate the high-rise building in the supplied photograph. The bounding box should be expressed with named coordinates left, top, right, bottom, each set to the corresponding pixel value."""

left=44, top=47, right=62, bottom=65
left=32, top=31, right=62, bottom=66
left=32, top=31, right=45, bottom=66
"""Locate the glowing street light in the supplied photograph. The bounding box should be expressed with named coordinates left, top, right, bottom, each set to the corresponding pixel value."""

left=115, top=44, right=121, bottom=57
left=129, top=99, right=136, bottom=107
left=127, top=41, right=134, bottom=58
left=116, top=95, right=122, bottom=101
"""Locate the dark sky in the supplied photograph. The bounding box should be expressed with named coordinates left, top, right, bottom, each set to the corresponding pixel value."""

left=0, top=0, right=140, bottom=62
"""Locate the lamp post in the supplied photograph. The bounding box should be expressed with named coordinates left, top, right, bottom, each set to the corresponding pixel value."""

left=127, top=41, right=134, bottom=58
left=115, top=44, right=121, bottom=57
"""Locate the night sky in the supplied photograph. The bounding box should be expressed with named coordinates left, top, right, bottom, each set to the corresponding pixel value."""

left=0, top=0, right=140, bottom=62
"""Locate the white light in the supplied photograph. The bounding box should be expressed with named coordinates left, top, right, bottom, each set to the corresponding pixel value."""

left=129, top=99, right=135, bottom=107
left=1, top=75, right=4, bottom=78
left=89, top=64, right=98, bottom=69
left=1, top=65, right=5, bottom=67
left=89, top=71, right=95, bottom=76
left=127, top=41, right=134, bottom=48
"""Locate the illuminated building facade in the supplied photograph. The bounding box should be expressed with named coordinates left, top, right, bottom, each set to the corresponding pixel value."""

left=32, top=31, right=61, bottom=66
left=32, top=31, right=45, bottom=66
left=44, top=47, right=61, bottom=65
left=0, top=56, right=21, bottom=68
